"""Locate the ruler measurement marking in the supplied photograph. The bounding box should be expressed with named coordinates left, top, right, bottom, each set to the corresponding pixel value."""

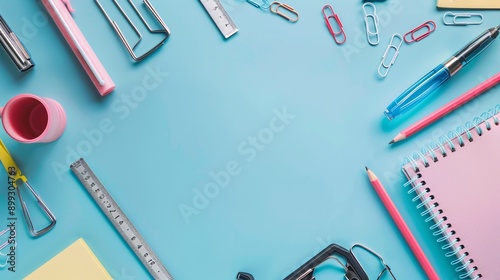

left=71, top=159, right=173, bottom=280
left=200, top=0, right=238, bottom=38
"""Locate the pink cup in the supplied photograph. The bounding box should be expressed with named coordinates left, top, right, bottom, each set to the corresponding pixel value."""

left=1, top=94, right=66, bottom=143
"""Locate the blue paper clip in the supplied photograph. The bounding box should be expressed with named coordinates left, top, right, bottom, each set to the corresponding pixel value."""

left=246, top=0, right=272, bottom=9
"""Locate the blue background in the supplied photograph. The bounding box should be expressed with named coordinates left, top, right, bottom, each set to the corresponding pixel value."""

left=0, top=0, right=499, bottom=279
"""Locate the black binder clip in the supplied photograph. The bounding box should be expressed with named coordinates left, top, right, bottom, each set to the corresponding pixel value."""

left=237, top=272, right=255, bottom=280
left=284, top=244, right=369, bottom=280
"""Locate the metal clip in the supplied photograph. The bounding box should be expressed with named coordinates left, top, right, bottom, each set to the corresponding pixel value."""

left=96, top=0, right=171, bottom=61
left=0, top=229, right=9, bottom=268
left=0, top=139, right=56, bottom=237
left=0, top=229, right=10, bottom=251
left=284, top=244, right=369, bottom=280
left=443, top=12, right=483, bottom=26
left=236, top=272, right=255, bottom=280
left=378, top=33, right=403, bottom=78
left=322, top=5, right=346, bottom=44
left=0, top=15, right=35, bottom=72
left=351, top=244, right=397, bottom=280
left=0, top=228, right=15, bottom=268
left=404, top=20, right=436, bottom=43
left=17, top=180, right=57, bottom=237
left=269, top=2, right=299, bottom=23
left=362, top=2, right=379, bottom=46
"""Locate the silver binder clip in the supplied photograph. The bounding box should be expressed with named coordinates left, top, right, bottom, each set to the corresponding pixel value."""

left=443, top=12, right=483, bottom=26
left=0, top=15, right=35, bottom=72
left=378, top=33, right=403, bottom=78
left=362, top=2, right=380, bottom=46
left=96, top=0, right=171, bottom=61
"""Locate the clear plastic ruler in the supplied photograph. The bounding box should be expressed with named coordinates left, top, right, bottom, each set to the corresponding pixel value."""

left=70, top=158, right=174, bottom=280
left=200, top=0, right=238, bottom=38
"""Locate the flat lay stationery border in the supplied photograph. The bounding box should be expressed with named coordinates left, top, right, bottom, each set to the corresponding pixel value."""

left=0, top=0, right=498, bottom=279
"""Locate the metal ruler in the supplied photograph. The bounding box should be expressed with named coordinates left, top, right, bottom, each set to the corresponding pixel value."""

left=200, top=0, right=238, bottom=38
left=70, top=158, right=174, bottom=280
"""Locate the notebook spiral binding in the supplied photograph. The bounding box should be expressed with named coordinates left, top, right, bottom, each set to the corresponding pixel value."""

left=402, top=105, right=500, bottom=280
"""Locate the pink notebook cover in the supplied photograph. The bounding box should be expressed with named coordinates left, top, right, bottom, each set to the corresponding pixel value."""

left=402, top=109, right=500, bottom=279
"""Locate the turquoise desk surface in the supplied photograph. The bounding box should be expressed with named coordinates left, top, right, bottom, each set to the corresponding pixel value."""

left=0, top=0, right=499, bottom=279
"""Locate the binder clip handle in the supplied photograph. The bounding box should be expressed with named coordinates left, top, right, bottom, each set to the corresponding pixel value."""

left=17, top=180, right=57, bottom=237
left=236, top=272, right=255, bottom=280
left=284, top=244, right=369, bottom=280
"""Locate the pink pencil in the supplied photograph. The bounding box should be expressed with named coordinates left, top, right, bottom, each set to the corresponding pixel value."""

left=390, top=72, right=500, bottom=144
left=365, top=167, right=440, bottom=280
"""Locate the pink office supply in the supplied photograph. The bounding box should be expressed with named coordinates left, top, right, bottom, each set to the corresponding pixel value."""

left=322, top=5, right=346, bottom=44
left=391, top=72, right=500, bottom=144
left=402, top=105, right=500, bottom=278
left=403, top=20, right=436, bottom=44
left=366, top=167, right=439, bottom=280
left=1, top=94, right=66, bottom=143
left=42, top=0, right=115, bottom=96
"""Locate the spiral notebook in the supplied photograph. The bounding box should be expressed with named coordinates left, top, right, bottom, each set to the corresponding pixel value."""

left=402, top=105, right=500, bottom=279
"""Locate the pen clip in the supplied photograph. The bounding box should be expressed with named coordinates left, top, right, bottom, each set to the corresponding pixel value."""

left=0, top=15, right=35, bottom=72
left=61, top=0, right=75, bottom=13
left=0, top=17, right=29, bottom=60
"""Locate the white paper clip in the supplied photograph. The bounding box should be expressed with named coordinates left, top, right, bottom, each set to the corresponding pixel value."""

left=378, top=34, right=403, bottom=78
left=362, top=2, right=379, bottom=45
left=0, top=228, right=13, bottom=268
left=443, top=12, right=483, bottom=26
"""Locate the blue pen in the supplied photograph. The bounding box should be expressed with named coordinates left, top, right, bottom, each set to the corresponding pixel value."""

left=385, top=26, right=500, bottom=121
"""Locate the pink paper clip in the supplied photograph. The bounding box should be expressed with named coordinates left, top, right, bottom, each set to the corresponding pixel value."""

left=403, top=21, right=436, bottom=44
left=322, top=5, right=346, bottom=44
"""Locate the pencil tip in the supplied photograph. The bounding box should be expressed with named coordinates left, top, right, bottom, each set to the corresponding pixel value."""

left=365, top=166, right=369, bottom=171
left=389, top=140, right=394, bottom=144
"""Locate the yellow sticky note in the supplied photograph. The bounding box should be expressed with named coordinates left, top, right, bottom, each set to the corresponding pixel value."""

left=24, top=238, right=112, bottom=280
left=437, top=0, right=500, bottom=9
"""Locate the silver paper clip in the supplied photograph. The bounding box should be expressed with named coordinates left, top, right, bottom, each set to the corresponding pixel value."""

left=269, top=2, right=299, bottom=23
left=362, top=2, right=380, bottom=46
left=0, top=15, right=35, bottom=72
left=96, top=0, right=171, bottom=61
left=443, top=12, right=483, bottom=26
left=378, top=33, right=403, bottom=78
